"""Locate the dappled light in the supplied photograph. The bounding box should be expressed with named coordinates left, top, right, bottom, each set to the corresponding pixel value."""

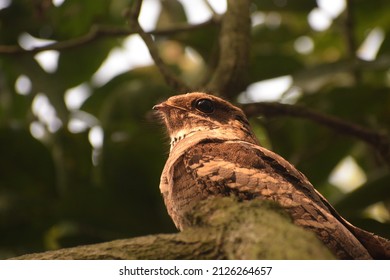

left=15, top=75, right=32, bottom=96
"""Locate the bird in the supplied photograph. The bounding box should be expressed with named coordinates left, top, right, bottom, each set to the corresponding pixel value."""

left=153, top=92, right=390, bottom=259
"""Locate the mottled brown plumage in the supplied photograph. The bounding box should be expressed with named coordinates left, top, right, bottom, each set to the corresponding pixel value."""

left=153, top=92, right=390, bottom=259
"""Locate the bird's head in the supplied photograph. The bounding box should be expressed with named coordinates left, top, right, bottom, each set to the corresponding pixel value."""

left=153, top=92, right=259, bottom=150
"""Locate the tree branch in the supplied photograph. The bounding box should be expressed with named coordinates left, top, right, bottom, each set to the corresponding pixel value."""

left=343, top=0, right=361, bottom=83
left=0, top=21, right=216, bottom=55
left=205, top=0, right=251, bottom=98
left=242, top=102, right=390, bottom=162
left=11, top=198, right=333, bottom=260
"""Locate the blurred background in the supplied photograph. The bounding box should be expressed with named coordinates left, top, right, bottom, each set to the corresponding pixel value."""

left=0, top=0, right=390, bottom=258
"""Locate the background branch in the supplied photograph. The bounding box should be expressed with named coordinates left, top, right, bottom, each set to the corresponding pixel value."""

left=242, top=102, right=390, bottom=163
left=0, top=21, right=217, bottom=55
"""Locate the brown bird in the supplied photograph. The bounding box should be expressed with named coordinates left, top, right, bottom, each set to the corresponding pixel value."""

left=153, top=92, right=390, bottom=259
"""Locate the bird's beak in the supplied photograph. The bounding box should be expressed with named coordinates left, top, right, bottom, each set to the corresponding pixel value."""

left=152, top=102, right=166, bottom=111
left=153, top=101, right=186, bottom=112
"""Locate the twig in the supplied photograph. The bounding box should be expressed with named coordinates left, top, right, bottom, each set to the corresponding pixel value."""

left=242, top=102, right=390, bottom=162
left=0, top=20, right=217, bottom=55
left=203, top=0, right=220, bottom=18
left=0, top=25, right=124, bottom=55
left=127, top=0, right=190, bottom=92
left=137, top=25, right=190, bottom=92
left=205, top=0, right=251, bottom=98
left=125, top=0, right=143, bottom=27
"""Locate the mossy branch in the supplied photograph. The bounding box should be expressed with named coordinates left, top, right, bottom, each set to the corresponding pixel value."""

left=13, top=197, right=333, bottom=260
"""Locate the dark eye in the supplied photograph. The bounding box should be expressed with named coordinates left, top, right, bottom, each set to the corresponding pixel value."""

left=195, top=99, right=214, bottom=114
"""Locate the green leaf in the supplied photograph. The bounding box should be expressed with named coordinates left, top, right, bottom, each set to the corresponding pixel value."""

left=54, top=40, right=116, bottom=89
left=50, top=0, right=111, bottom=38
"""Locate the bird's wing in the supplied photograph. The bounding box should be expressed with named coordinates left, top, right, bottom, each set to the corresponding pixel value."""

left=183, top=139, right=330, bottom=211
left=181, top=139, right=375, bottom=259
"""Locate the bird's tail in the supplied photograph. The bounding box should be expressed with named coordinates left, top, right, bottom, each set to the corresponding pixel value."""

left=346, top=225, right=390, bottom=259
left=314, top=188, right=390, bottom=259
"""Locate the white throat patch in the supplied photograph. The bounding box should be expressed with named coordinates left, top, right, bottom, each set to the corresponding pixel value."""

left=170, top=127, right=209, bottom=151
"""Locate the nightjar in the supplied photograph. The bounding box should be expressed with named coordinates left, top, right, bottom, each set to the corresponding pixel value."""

left=153, top=92, right=390, bottom=259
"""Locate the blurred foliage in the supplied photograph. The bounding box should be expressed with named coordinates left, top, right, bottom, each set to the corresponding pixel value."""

left=0, top=0, right=390, bottom=258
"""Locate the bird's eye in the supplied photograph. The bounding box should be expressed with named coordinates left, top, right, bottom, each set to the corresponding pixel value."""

left=195, top=99, right=214, bottom=114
